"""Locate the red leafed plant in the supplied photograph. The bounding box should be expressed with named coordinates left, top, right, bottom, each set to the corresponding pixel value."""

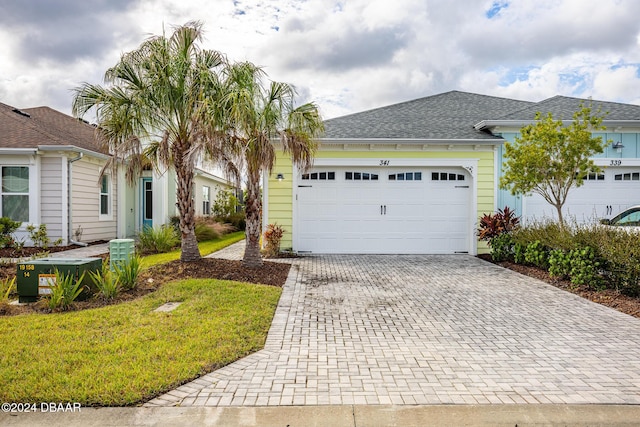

left=263, top=223, right=285, bottom=258
left=477, top=206, right=520, bottom=242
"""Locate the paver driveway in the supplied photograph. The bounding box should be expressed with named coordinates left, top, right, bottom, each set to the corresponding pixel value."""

left=147, top=250, right=640, bottom=407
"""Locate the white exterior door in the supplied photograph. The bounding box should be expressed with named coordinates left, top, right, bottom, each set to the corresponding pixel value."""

left=523, top=167, right=640, bottom=224
left=295, top=167, right=472, bottom=254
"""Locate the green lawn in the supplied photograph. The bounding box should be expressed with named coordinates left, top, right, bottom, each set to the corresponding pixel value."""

left=0, top=231, right=282, bottom=406
left=0, top=278, right=281, bottom=405
left=139, top=231, right=245, bottom=268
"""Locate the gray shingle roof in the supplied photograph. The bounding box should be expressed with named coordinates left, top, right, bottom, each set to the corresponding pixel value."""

left=322, top=91, right=535, bottom=140
left=0, top=102, right=107, bottom=154
left=497, top=95, right=640, bottom=121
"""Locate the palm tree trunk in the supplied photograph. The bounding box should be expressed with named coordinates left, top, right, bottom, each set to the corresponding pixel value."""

left=175, top=161, right=201, bottom=262
left=243, top=166, right=263, bottom=267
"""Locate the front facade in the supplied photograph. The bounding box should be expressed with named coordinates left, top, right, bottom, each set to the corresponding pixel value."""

left=264, top=91, right=640, bottom=255
left=0, top=103, right=117, bottom=246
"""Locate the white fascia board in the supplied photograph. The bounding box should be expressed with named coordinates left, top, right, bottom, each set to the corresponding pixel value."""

left=0, top=148, right=38, bottom=155
left=319, top=138, right=501, bottom=145
left=37, top=145, right=110, bottom=160
left=475, top=119, right=640, bottom=131
left=194, top=167, right=234, bottom=186
left=593, top=158, right=640, bottom=167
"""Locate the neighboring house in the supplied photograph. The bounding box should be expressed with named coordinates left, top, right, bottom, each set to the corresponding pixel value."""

left=263, top=90, right=640, bottom=255
left=0, top=102, right=116, bottom=246
left=477, top=96, right=640, bottom=224
left=0, top=102, right=236, bottom=246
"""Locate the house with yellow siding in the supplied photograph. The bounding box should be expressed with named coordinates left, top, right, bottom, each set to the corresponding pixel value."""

left=263, top=90, right=640, bottom=255
left=263, top=91, right=532, bottom=255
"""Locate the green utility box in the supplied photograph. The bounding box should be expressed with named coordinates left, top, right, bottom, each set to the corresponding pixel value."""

left=109, top=239, right=135, bottom=271
left=16, top=258, right=102, bottom=303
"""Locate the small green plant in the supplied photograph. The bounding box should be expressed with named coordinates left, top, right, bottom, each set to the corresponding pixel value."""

left=212, top=189, right=240, bottom=218
left=195, top=222, right=220, bottom=242
left=26, top=224, right=51, bottom=249
left=524, top=240, right=549, bottom=269
left=137, top=225, right=180, bottom=254
left=89, top=264, right=121, bottom=300
left=0, top=216, right=20, bottom=248
left=489, top=233, right=514, bottom=262
left=513, top=241, right=527, bottom=264
left=114, top=255, right=141, bottom=290
left=45, top=270, right=86, bottom=311
left=263, top=223, right=285, bottom=258
left=0, top=277, right=16, bottom=302
left=568, top=246, right=603, bottom=289
left=548, top=249, right=571, bottom=279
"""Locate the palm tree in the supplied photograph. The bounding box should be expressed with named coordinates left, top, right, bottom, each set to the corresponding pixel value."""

left=72, top=22, right=228, bottom=262
left=220, top=62, right=324, bottom=267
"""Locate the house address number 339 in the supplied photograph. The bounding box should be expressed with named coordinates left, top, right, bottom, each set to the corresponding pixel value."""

left=610, top=160, right=622, bottom=166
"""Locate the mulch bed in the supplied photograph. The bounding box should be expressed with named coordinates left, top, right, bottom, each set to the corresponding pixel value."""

left=478, top=254, right=640, bottom=319
left=0, top=257, right=290, bottom=317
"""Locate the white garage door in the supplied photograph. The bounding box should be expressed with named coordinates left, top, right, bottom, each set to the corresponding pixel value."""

left=295, top=167, right=472, bottom=254
left=524, top=167, right=640, bottom=223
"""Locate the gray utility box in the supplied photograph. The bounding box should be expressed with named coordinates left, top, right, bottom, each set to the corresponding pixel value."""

left=16, top=258, right=102, bottom=303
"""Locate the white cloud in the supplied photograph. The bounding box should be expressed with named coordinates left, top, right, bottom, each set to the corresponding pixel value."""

left=1, top=0, right=640, bottom=118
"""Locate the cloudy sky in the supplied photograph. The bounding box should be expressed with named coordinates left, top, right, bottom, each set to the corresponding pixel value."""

left=1, top=0, right=640, bottom=119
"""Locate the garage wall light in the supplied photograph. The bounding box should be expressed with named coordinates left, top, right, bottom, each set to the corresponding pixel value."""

left=276, top=173, right=285, bottom=181
left=612, top=141, right=624, bottom=153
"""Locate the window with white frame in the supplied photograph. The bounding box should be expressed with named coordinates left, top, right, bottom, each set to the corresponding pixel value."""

left=202, top=186, right=211, bottom=215
left=100, top=174, right=111, bottom=216
left=1, top=166, right=29, bottom=222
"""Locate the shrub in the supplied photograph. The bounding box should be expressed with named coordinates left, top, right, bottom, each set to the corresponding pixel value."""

left=212, top=189, right=240, bottom=218
left=89, top=264, right=121, bottom=300
left=599, top=229, right=640, bottom=296
left=489, top=233, right=514, bottom=261
left=0, top=217, right=20, bottom=248
left=46, top=270, right=86, bottom=311
left=567, top=246, right=603, bottom=289
left=114, top=255, right=141, bottom=290
left=216, top=212, right=246, bottom=231
left=524, top=240, right=549, bottom=269
left=477, top=206, right=520, bottom=243
left=549, top=249, right=571, bottom=279
left=137, top=225, right=180, bottom=254
left=263, top=223, right=285, bottom=258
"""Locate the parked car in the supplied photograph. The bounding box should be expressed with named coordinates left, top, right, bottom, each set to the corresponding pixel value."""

left=600, top=205, right=640, bottom=230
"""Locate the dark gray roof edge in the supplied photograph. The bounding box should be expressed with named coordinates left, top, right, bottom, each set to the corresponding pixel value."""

left=317, top=137, right=504, bottom=144
left=475, top=118, right=640, bottom=131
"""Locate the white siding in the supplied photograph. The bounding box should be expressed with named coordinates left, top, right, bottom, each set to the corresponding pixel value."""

left=71, top=159, right=117, bottom=242
left=193, top=175, right=232, bottom=216
left=40, top=156, right=64, bottom=242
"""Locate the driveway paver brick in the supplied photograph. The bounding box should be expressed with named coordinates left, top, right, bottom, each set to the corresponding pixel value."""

left=146, top=245, right=640, bottom=407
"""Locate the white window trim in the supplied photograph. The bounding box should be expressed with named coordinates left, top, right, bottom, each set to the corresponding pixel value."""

left=0, top=164, right=32, bottom=224
left=99, top=173, right=113, bottom=221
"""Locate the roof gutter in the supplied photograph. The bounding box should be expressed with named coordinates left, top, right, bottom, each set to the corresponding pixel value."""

left=0, top=148, right=38, bottom=155
left=317, top=137, right=504, bottom=145
left=475, top=119, right=640, bottom=131
left=37, top=145, right=110, bottom=160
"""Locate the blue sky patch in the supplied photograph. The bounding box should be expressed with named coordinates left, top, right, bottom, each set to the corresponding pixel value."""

left=486, top=1, right=509, bottom=19
left=497, top=65, right=536, bottom=86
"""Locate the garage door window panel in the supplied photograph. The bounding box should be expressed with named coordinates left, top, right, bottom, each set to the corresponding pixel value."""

left=302, top=171, right=336, bottom=180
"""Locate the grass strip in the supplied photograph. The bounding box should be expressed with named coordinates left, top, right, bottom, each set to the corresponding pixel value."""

left=0, top=278, right=280, bottom=406
left=140, top=231, right=245, bottom=269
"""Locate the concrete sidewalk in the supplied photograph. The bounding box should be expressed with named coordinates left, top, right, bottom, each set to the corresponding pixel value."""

left=2, top=404, right=640, bottom=426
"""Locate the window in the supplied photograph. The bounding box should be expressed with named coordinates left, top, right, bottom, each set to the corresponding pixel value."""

left=100, top=175, right=111, bottom=216
left=2, top=166, right=29, bottom=222
left=302, top=171, right=336, bottom=180
left=389, top=172, right=422, bottom=181
left=345, top=171, right=378, bottom=181
left=431, top=172, right=465, bottom=181
left=203, top=186, right=211, bottom=215
left=614, top=173, right=640, bottom=181
left=577, top=171, right=605, bottom=181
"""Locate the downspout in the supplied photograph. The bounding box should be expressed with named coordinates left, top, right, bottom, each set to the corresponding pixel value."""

left=68, top=153, right=88, bottom=247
